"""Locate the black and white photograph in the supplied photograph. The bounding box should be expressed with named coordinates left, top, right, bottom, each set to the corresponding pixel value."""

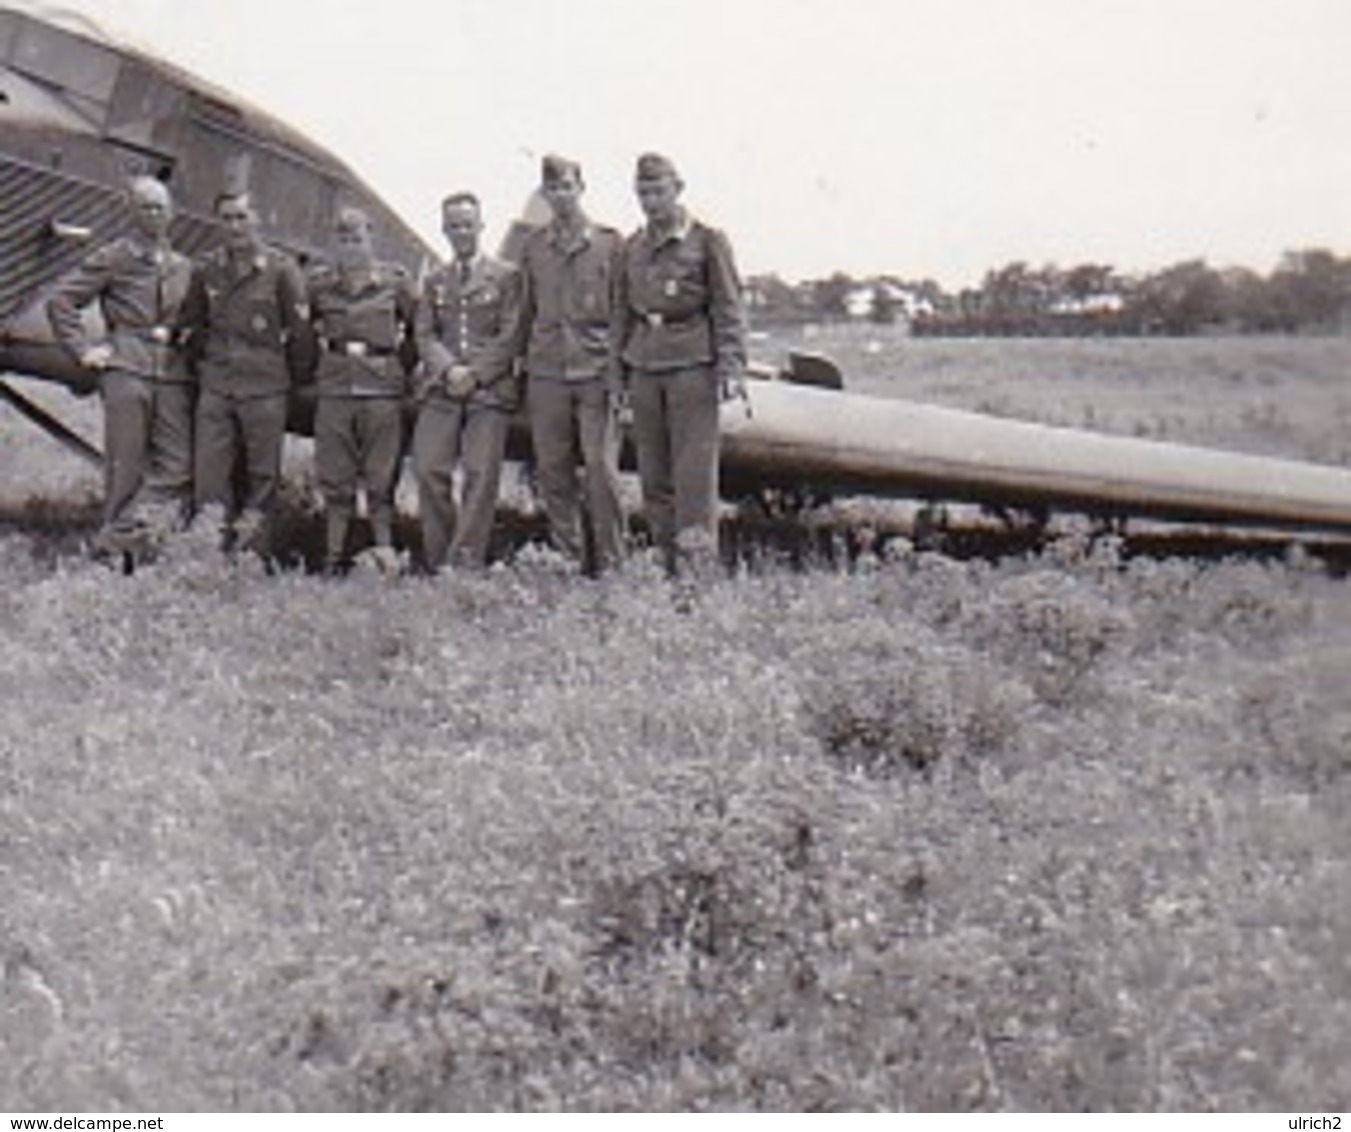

left=1, top=0, right=1348, bottom=1114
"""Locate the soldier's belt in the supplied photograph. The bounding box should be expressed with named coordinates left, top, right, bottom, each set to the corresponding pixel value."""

left=328, top=338, right=396, bottom=358
left=127, top=325, right=174, bottom=344
left=638, top=310, right=703, bottom=329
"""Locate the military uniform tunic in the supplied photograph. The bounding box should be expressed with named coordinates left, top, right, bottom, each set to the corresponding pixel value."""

left=612, top=212, right=747, bottom=571
left=47, top=235, right=195, bottom=544
left=308, top=262, right=417, bottom=561
left=181, top=244, right=307, bottom=543
left=411, top=255, right=522, bottom=569
left=518, top=220, right=625, bottom=570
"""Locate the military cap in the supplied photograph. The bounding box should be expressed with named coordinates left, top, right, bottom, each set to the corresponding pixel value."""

left=635, top=152, right=679, bottom=181
left=441, top=190, right=481, bottom=214
left=541, top=153, right=582, bottom=185
left=334, top=206, right=371, bottom=235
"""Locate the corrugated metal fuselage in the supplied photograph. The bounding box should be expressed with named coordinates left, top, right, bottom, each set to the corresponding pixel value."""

left=0, top=4, right=434, bottom=393
left=4, top=5, right=1351, bottom=537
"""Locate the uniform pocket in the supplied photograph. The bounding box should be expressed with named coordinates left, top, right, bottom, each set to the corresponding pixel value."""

left=243, top=300, right=279, bottom=347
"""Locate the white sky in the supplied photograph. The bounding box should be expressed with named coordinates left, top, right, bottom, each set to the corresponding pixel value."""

left=32, top=0, right=1351, bottom=287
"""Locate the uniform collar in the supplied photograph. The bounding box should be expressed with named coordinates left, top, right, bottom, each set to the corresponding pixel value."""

left=128, top=233, right=174, bottom=264
left=548, top=216, right=594, bottom=253
left=339, top=261, right=381, bottom=295
left=221, top=243, right=268, bottom=276
left=451, top=255, right=493, bottom=291
left=646, top=207, right=691, bottom=247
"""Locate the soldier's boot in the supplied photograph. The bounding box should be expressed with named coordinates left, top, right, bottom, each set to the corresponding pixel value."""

left=547, top=519, right=585, bottom=570
left=138, top=499, right=186, bottom=562
left=370, top=506, right=395, bottom=549
left=674, top=525, right=721, bottom=586
left=235, top=508, right=268, bottom=558
left=324, top=509, right=352, bottom=576
left=369, top=508, right=399, bottom=574
left=89, top=527, right=135, bottom=574
left=190, top=502, right=232, bottom=554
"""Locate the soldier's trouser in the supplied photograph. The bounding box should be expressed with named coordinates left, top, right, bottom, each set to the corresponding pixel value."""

left=100, top=371, right=193, bottom=537
left=527, top=374, right=623, bottom=571
left=629, top=364, right=720, bottom=576
left=315, top=395, right=404, bottom=558
left=412, top=400, right=510, bottom=570
left=194, top=389, right=287, bottom=532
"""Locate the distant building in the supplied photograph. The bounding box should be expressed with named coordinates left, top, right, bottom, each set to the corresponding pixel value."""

left=844, top=286, right=875, bottom=320
left=1048, top=293, right=1126, bottom=317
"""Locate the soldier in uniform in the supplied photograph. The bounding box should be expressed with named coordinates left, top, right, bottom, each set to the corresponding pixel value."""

left=411, top=192, right=522, bottom=572
left=516, top=155, right=624, bottom=573
left=307, top=206, right=417, bottom=573
left=181, top=190, right=308, bottom=559
left=47, top=175, right=195, bottom=563
left=611, top=153, right=747, bottom=579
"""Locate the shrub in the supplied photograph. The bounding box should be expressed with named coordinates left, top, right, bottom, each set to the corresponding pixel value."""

left=2, top=517, right=1349, bottom=1110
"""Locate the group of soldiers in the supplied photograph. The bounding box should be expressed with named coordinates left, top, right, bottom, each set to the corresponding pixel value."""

left=46, top=151, right=748, bottom=579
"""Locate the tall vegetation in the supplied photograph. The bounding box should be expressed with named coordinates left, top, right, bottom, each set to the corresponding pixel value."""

left=747, top=248, right=1351, bottom=336
left=1, top=534, right=1348, bottom=1111
left=2, top=339, right=1349, bottom=1111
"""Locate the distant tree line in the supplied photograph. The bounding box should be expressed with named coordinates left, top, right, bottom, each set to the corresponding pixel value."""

left=746, top=248, right=1351, bottom=336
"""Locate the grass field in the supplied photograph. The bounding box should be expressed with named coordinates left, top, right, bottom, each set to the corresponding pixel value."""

left=770, top=327, right=1351, bottom=463
left=2, top=336, right=1349, bottom=1111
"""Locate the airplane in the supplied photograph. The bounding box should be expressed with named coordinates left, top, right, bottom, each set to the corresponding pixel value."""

left=3, top=1, right=1351, bottom=563
left=0, top=2, right=433, bottom=439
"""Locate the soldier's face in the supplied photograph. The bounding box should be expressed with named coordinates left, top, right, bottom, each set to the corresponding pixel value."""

left=334, top=222, right=374, bottom=268
left=130, top=180, right=173, bottom=241
left=218, top=197, right=260, bottom=252
left=636, top=174, right=681, bottom=225
left=543, top=172, right=583, bottom=222
left=442, top=203, right=482, bottom=261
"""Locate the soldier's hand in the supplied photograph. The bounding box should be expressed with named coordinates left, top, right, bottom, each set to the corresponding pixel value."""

left=445, top=365, right=477, bottom=400
left=719, top=369, right=748, bottom=404
left=79, top=344, right=115, bottom=371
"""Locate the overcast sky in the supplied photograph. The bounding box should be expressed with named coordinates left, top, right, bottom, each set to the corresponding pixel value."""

left=31, top=0, right=1351, bottom=287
